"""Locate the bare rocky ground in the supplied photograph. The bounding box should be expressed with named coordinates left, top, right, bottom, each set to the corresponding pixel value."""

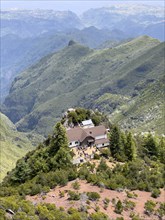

left=27, top=180, right=165, bottom=220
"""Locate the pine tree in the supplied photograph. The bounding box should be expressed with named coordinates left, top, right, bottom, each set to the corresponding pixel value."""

left=158, top=137, right=165, bottom=163
left=143, top=133, right=158, bottom=159
left=49, top=122, right=69, bottom=154
left=125, top=132, right=136, bottom=161
left=110, top=125, right=125, bottom=161
left=49, top=122, right=72, bottom=169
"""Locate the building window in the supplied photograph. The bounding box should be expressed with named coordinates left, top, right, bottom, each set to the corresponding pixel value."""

left=75, top=141, right=79, bottom=144
left=70, top=143, right=72, bottom=145
left=102, top=143, right=104, bottom=146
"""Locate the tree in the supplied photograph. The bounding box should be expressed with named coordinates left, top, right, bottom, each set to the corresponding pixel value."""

left=125, top=132, right=136, bottom=161
left=110, top=125, right=125, bottom=161
left=68, top=111, right=78, bottom=125
left=50, top=122, right=70, bottom=154
left=49, top=122, right=73, bottom=170
left=158, top=137, right=165, bottom=163
left=143, top=133, right=158, bottom=159
left=11, top=160, right=31, bottom=183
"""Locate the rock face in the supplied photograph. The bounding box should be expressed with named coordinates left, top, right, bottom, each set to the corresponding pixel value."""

left=68, top=40, right=77, bottom=46
left=2, top=36, right=164, bottom=135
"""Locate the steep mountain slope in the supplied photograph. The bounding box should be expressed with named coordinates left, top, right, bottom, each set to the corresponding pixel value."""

left=1, top=5, right=164, bottom=100
left=0, top=112, right=39, bottom=181
left=1, top=27, right=126, bottom=100
left=3, top=36, right=164, bottom=135
left=109, top=76, right=165, bottom=134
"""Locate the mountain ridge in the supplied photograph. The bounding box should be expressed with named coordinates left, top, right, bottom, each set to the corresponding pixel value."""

left=2, top=36, right=164, bottom=135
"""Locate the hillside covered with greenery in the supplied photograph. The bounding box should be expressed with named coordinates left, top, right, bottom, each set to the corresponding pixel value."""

left=1, top=27, right=125, bottom=100
left=110, top=75, right=165, bottom=134
left=0, top=112, right=165, bottom=219
left=0, top=112, right=40, bottom=181
left=3, top=36, right=164, bottom=135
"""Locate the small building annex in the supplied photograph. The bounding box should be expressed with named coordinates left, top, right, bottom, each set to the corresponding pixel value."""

left=66, top=125, right=109, bottom=148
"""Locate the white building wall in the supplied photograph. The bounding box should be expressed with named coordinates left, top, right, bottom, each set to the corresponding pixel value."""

left=69, top=140, right=80, bottom=148
left=96, top=142, right=109, bottom=148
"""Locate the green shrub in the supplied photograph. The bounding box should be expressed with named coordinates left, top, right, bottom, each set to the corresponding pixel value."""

left=124, top=199, right=136, bottom=211
left=151, top=188, right=160, bottom=198
left=87, top=192, right=100, bottom=201
left=116, top=217, right=124, bottom=220
left=144, top=200, right=156, bottom=215
left=78, top=166, right=90, bottom=180
left=59, top=206, right=65, bottom=211
left=68, top=191, right=80, bottom=200
left=156, top=202, right=165, bottom=218
left=93, top=153, right=100, bottom=160
left=95, top=205, right=100, bottom=212
left=67, top=207, right=78, bottom=214
left=59, top=190, right=65, bottom=198
left=72, top=181, right=80, bottom=190
left=115, top=200, right=123, bottom=214
left=30, top=184, right=42, bottom=196
left=126, top=191, right=138, bottom=199
left=89, top=212, right=109, bottom=220
left=100, top=148, right=111, bottom=158
left=104, top=198, right=110, bottom=205
left=104, top=203, right=108, bottom=210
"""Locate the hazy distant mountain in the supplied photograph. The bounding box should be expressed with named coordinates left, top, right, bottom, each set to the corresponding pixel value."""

left=1, top=10, right=83, bottom=37
left=2, top=5, right=164, bottom=39
left=3, top=36, right=164, bottom=135
left=143, top=21, right=165, bottom=41
left=81, top=5, right=164, bottom=39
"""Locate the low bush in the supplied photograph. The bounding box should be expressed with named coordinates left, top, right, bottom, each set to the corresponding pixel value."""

left=87, top=192, right=100, bottom=201
left=68, top=191, right=80, bottom=200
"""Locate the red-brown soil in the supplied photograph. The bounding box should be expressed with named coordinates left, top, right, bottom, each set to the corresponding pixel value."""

left=26, top=180, right=165, bottom=220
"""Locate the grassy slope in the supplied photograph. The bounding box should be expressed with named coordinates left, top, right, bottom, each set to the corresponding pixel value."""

left=110, top=76, right=165, bottom=134
left=3, top=36, right=164, bottom=135
left=0, top=112, right=39, bottom=181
